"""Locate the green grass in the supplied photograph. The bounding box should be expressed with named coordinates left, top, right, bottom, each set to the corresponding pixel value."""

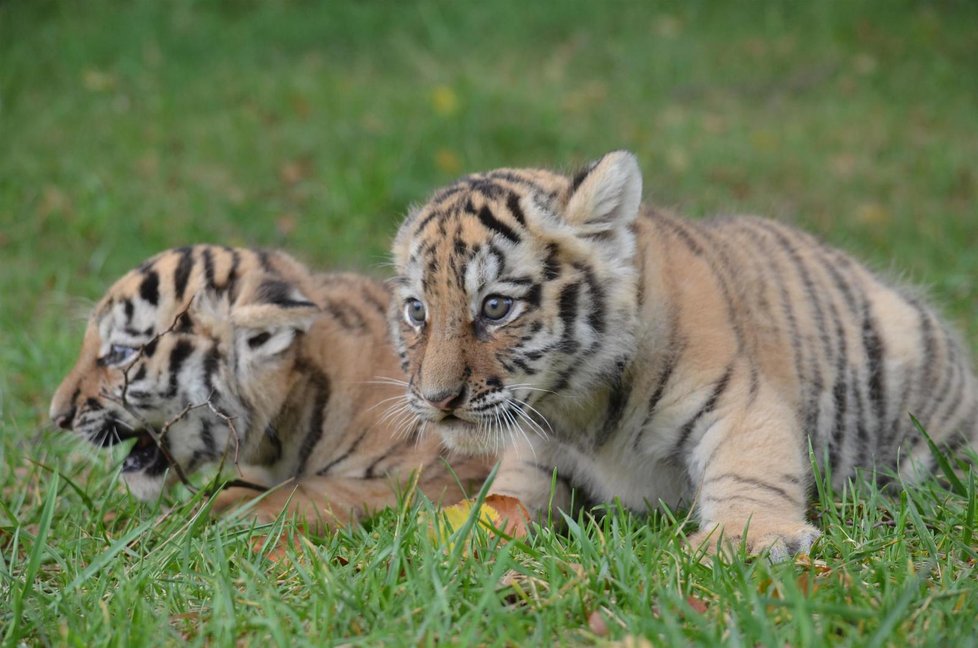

left=2, top=0, right=977, bottom=645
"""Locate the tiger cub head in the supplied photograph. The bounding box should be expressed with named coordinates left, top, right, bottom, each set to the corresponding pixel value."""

left=391, top=151, right=644, bottom=454
left=49, top=246, right=319, bottom=500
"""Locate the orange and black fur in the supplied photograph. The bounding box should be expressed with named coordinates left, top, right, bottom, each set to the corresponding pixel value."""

left=389, top=151, right=977, bottom=558
left=50, top=245, right=489, bottom=530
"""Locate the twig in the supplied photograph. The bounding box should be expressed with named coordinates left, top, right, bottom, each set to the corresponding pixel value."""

left=120, top=300, right=195, bottom=406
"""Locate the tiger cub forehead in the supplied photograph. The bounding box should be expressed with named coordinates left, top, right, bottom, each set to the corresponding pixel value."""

left=92, top=246, right=312, bottom=348
left=393, top=168, right=579, bottom=302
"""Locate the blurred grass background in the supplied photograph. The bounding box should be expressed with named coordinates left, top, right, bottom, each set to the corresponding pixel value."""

left=2, top=0, right=977, bottom=432
left=1, top=0, right=977, bottom=644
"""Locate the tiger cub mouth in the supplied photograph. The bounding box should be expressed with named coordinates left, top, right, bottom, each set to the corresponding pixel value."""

left=121, top=433, right=167, bottom=473
left=100, top=423, right=167, bottom=474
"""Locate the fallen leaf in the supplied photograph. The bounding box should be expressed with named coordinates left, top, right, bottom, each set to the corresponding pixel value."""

left=483, top=494, right=531, bottom=538
left=427, top=494, right=530, bottom=543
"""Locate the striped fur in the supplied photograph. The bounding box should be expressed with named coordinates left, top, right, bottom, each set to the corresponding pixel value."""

left=390, top=151, right=978, bottom=557
left=50, top=245, right=489, bottom=529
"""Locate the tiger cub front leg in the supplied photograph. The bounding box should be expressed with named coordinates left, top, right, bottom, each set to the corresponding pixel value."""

left=491, top=441, right=572, bottom=525
left=685, top=394, right=820, bottom=561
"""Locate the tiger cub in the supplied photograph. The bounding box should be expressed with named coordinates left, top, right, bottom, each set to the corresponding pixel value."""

left=50, top=245, right=489, bottom=530
left=389, top=150, right=978, bottom=558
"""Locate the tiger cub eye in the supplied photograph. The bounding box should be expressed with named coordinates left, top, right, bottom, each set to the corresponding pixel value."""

left=405, top=298, right=427, bottom=326
left=481, top=295, right=513, bottom=321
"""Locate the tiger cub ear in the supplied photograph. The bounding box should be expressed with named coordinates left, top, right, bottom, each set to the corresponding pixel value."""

left=230, top=278, right=320, bottom=359
left=564, top=150, right=643, bottom=234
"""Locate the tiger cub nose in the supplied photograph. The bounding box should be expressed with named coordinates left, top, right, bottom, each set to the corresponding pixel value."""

left=53, top=406, right=77, bottom=431
left=424, top=386, right=467, bottom=412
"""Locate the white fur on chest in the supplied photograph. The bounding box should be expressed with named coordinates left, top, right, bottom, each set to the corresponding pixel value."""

left=543, top=419, right=689, bottom=511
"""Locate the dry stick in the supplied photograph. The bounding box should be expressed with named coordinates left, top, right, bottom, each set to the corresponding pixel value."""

left=120, top=300, right=195, bottom=406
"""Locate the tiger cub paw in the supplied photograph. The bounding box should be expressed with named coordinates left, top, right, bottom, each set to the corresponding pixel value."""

left=687, top=520, right=820, bottom=563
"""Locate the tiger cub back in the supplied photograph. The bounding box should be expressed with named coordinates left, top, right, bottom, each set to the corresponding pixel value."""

left=388, top=150, right=977, bottom=558
left=50, top=245, right=490, bottom=529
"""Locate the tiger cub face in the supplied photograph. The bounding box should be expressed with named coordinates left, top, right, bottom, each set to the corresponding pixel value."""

left=49, top=246, right=319, bottom=500
left=390, top=153, right=644, bottom=454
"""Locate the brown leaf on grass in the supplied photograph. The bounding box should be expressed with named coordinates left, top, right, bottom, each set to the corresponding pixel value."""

left=587, top=610, right=609, bottom=637
left=483, top=494, right=531, bottom=538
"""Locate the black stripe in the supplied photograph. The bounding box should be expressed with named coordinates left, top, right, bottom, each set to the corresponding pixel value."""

left=576, top=263, right=607, bottom=336
left=122, top=298, right=134, bottom=323
left=296, top=368, right=331, bottom=476
left=476, top=204, right=520, bottom=244
left=413, top=209, right=441, bottom=235
left=470, top=178, right=504, bottom=200
left=315, top=429, right=366, bottom=478
left=173, top=247, right=195, bottom=301
left=673, top=364, right=734, bottom=458
left=142, top=338, right=158, bottom=358
left=936, top=361, right=966, bottom=433
left=263, top=425, right=283, bottom=464
left=571, top=162, right=595, bottom=192
left=484, top=171, right=548, bottom=194
left=165, top=339, right=195, bottom=398
left=200, top=419, right=216, bottom=458
left=557, top=282, right=581, bottom=354
left=257, top=249, right=276, bottom=274
left=324, top=301, right=368, bottom=332
left=658, top=215, right=705, bottom=256
left=139, top=271, right=160, bottom=306
left=202, top=247, right=216, bottom=290
left=595, top=359, right=631, bottom=447
left=850, top=365, right=870, bottom=473
left=256, top=279, right=316, bottom=309
left=543, top=244, right=561, bottom=281
left=202, top=346, right=221, bottom=392
left=225, top=248, right=241, bottom=301
left=506, top=192, right=526, bottom=227
left=828, top=350, right=848, bottom=476
left=862, top=305, right=887, bottom=450
left=645, top=324, right=683, bottom=419
left=702, top=473, right=801, bottom=506
left=359, top=286, right=388, bottom=316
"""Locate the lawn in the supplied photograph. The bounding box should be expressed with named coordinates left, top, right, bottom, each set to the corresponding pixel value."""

left=1, top=0, right=977, bottom=645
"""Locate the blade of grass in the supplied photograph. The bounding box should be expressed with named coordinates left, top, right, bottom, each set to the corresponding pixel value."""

left=911, top=414, right=966, bottom=496
left=3, top=473, right=58, bottom=648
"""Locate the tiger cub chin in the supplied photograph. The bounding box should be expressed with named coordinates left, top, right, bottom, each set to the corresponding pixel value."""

left=50, top=245, right=489, bottom=530
left=389, top=150, right=978, bottom=559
